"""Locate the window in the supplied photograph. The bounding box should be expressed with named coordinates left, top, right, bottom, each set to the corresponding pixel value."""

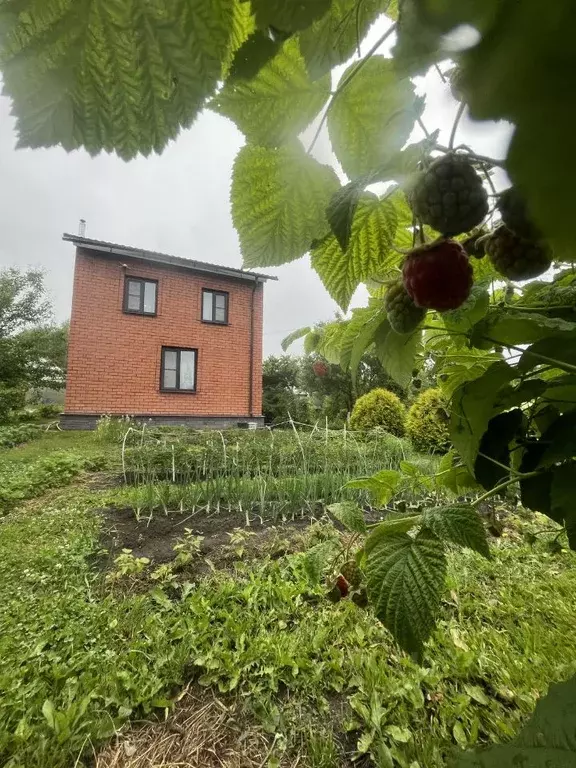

left=160, top=347, right=197, bottom=392
left=202, top=289, right=228, bottom=324
left=124, top=277, right=157, bottom=315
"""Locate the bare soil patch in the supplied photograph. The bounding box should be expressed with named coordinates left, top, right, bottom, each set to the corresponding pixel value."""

left=97, top=506, right=318, bottom=570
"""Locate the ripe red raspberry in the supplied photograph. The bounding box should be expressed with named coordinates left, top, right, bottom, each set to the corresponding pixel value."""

left=313, top=360, right=328, bottom=377
left=402, top=241, right=473, bottom=311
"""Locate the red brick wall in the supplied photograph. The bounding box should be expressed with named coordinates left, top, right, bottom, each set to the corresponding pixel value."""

left=64, top=249, right=264, bottom=417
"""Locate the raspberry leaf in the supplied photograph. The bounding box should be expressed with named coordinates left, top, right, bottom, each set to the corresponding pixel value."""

left=345, top=469, right=401, bottom=506
left=0, top=0, right=238, bottom=159
left=471, top=310, right=576, bottom=349
left=422, top=505, right=490, bottom=559
left=227, top=32, right=282, bottom=81
left=518, top=334, right=576, bottom=373
left=327, top=56, right=423, bottom=179
left=326, top=181, right=366, bottom=252
left=327, top=501, right=367, bottom=534
left=365, top=527, right=447, bottom=658
left=374, top=321, right=422, bottom=388
left=474, top=409, right=525, bottom=491
left=212, top=38, right=330, bottom=146
left=450, top=361, right=516, bottom=471
left=251, top=0, right=332, bottom=33
left=281, top=327, right=312, bottom=352
left=311, top=194, right=399, bottom=310
left=299, top=0, right=385, bottom=81
left=232, top=144, right=339, bottom=268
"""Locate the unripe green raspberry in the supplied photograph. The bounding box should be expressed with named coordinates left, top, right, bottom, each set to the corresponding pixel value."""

left=384, top=280, right=426, bottom=334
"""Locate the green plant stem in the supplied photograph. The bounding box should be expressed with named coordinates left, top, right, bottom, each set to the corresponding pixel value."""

left=448, top=101, right=466, bottom=150
left=472, top=471, right=540, bottom=507
left=434, top=144, right=506, bottom=169
left=307, top=24, right=396, bottom=154
left=481, top=337, right=576, bottom=375
left=476, top=451, right=522, bottom=476
left=505, top=304, right=576, bottom=312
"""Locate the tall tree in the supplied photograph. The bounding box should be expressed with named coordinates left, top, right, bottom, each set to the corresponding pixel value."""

left=0, top=268, right=59, bottom=420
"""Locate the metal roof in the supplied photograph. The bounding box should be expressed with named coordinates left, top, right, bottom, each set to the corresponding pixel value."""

left=62, top=234, right=278, bottom=283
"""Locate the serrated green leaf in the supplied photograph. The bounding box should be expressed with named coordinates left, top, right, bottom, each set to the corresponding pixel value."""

left=316, top=322, right=347, bottom=362
left=212, top=38, right=330, bottom=146
left=328, top=56, right=422, bottom=179
left=422, top=505, right=490, bottom=559
left=496, top=379, right=548, bottom=409
left=443, top=284, right=490, bottom=335
left=327, top=181, right=365, bottom=252
left=538, top=412, right=576, bottom=467
left=340, top=305, right=382, bottom=371
left=232, top=143, right=339, bottom=268
left=304, top=330, right=322, bottom=355
left=223, top=1, right=257, bottom=76
left=228, top=31, right=282, bottom=80
left=519, top=334, right=576, bottom=373
left=327, top=501, right=367, bottom=533
left=436, top=451, right=480, bottom=495
left=365, top=527, right=446, bottom=657
left=281, top=326, right=311, bottom=351
left=1, top=0, right=236, bottom=159
left=374, top=321, right=422, bottom=389
left=543, top=376, right=576, bottom=413
left=474, top=409, right=524, bottom=491
left=472, top=310, right=576, bottom=349
left=460, top=1, right=576, bottom=256
left=311, top=194, right=399, bottom=310
left=345, top=469, right=401, bottom=506
left=252, top=0, right=331, bottom=33
left=367, top=514, right=421, bottom=537
left=349, top=307, right=390, bottom=381
left=299, top=0, right=385, bottom=80
left=520, top=444, right=553, bottom=516
left=450, top=361, right=515, bottom=471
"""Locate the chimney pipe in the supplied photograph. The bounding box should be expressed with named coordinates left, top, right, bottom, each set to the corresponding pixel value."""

left=79, top=219, right=86, bottom=237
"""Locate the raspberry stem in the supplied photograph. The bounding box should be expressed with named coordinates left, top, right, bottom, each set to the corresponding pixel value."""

left=449, top=101, right=466, bottom=150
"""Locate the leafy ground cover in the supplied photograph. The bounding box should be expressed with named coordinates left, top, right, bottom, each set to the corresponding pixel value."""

left=0, top=430, right=575, bottom=768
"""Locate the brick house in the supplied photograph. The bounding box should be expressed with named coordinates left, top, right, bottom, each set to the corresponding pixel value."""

left=61, top=234, right=276, bottom=430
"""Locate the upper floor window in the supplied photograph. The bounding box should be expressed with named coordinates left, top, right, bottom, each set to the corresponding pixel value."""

left=202, top=289, right=228, bottom=325
left=124, top=277, right=157, bottom=316
left=160, top=347, right=197, bottom=392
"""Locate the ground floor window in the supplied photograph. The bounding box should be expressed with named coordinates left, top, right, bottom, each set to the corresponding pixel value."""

left=160, top=347, right=197, bottom=392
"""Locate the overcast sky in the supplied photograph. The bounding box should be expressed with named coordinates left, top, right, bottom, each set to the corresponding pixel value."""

left=0, top=21, right=512, bottom=356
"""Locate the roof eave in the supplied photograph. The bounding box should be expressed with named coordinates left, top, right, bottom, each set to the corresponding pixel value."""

left=62, top=233, right=278, bottom=282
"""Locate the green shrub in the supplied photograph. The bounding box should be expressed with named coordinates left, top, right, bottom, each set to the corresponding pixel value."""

left=0, top=424, right=41, bottom=448
left=349, top=389, right=406, bottom=436
left=406, top=388, right=450, bottom=453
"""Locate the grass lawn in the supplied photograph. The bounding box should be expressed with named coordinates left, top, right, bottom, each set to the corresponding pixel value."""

left=0, top=428, right=575, bottom=768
